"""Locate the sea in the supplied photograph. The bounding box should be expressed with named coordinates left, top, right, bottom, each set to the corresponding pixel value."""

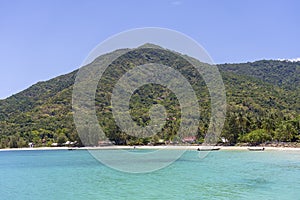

left=0, top=149, right=299, bottom=200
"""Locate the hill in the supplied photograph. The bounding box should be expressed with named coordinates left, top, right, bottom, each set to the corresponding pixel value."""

left=219, top=60, right=300, bottom=90
left=0, top=46, right=299, bottom=148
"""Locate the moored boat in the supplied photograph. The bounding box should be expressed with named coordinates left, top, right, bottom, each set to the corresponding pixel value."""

left=197, top=146, right=221, bottom=151
left=248, top=147, right=265, bottom=151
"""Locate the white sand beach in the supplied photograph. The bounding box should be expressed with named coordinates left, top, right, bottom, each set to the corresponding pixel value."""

left=1, top=145, right=300, bottom=151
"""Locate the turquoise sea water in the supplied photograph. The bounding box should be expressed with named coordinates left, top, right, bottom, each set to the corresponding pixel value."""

left=0, top=149, right=300, bottom=200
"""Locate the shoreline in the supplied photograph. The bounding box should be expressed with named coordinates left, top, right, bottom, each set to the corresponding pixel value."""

left=1, top=145, right=300, bottom=152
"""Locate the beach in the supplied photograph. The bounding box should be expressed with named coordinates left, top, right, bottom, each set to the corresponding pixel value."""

left=1, top=145, right=300, bottom=151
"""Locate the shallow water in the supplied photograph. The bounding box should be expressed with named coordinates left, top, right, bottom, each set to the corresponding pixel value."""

left=0, top=149, right=299, bottom=200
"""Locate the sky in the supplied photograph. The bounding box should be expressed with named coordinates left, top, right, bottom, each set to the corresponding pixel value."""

left=0, top=0, right=299, bottom=99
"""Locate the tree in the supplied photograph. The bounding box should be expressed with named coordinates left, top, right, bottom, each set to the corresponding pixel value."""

left=239, top=129, right=271, bottom=145
left=274, top=122, right=297, bottom=142
left=57, top=134, right=67, bottom=145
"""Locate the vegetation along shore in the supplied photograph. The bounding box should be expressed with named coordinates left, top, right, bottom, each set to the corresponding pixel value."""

left=0, top=46, right=299, bottom=149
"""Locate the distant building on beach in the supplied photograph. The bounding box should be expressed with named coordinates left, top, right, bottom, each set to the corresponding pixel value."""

left=182, top=136, right=196, bottom=143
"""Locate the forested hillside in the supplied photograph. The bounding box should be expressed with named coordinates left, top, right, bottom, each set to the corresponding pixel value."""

left=0, top=46, right=299, bottom=148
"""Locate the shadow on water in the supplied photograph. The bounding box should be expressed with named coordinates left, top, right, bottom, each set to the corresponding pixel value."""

left=243, top=177, right=269, bottom=186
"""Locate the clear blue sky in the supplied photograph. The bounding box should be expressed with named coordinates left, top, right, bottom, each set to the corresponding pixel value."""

left=0, top=0, right=299, bottom=99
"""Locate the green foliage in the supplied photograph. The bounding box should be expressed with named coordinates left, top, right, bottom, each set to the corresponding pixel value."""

left=219, top=60, right=300, bottom=90
left=274, top=117, right=300, bottom=142
left=0, top=46, right=299, bottom=148
left=239, top=129, right=272, bottom=145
